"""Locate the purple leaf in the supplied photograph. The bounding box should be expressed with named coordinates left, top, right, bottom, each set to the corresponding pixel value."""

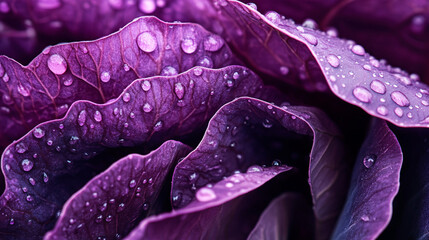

left=0, top=65, right=264, bottom=239
left=44, top=140, right=191, bottom=240
left=247, top=193, right=314, bottom=240
left=170, top=97, right=348, bottom=239
left=182, top=1, right=429, bottom=127
left=249, top=0, right=429, bottom=84
left=125, top=165, right=296, bottom=240
left=332, top=119, right=402, bottom=239
left=378, top=127, right=429, bottom=239
left=0, top=16, right=235, bottom=148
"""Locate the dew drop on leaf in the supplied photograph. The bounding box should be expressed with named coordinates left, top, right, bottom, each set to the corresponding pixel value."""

left=353, top=87, right=372, bottom=103
left=363, top=154, right=376, bottom=168
left=21, top=159, right=34, bottom=172
left=47, top=54, right=67, bottom=75
left=137, top=32, right=157, bottom=53
left=181, top=37, right=197, bottom=54
left=196, top=187, right=216, bottom=202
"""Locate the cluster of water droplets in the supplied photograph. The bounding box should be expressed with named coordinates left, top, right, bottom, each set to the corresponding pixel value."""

left=259, top=6, right=429, bottom=123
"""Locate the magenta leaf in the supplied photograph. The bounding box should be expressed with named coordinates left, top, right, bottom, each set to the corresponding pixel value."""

left=247, top=193, right=314, bottom=240
left=0, top=16, right=235, bottom=148
left=332, top=119, right=402, bottom=239
left=44, top=140, right=191, bottom=240
left=0, top=65, right=263, bottom=239
left=170, top=97, right=348, bottom=239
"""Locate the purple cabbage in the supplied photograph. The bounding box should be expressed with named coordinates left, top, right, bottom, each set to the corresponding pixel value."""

left=0, top=0, right=427, bottom=239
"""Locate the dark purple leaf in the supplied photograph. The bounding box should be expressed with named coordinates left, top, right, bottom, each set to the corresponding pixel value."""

left=332, top=119, right=402, bottom=239
left=247, top=192, right=314, bottom=240
left=0, top=16, right=235, bottom=148
left=379, top=127, right=429, bottom=239
left=0, top=65, right=263, bottom=239
left=125, top=165, right=297, bottom=240
left=248, top=0, right=429, bottom=84
left=44, top=140, right=191, bottom=240
left=170, top=97, right=348, bottom=239
left=181, top=0, right=429, bottom=127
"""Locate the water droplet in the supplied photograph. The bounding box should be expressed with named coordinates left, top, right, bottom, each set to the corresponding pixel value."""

left=29, top=177, right=36, bottom=185
left=46, top=139, right=53, bottom=146
left=326, top=54, right=340, bottom=68
left=63, top=77, right=73, bottom=86
left=361, top=215, right=370, bottom=222
left=302, top=18, right=318, bottom=29
left=326, top=27, right=338, bottom=37
left=265, top=11, right=280, bottom=23
left=100, top=71, right=111, bottom=83
left=376, top=106, right=388, bottom=116
left=174, top=82, right=185, bottom=99
left=95, top=215, right=103, bottom=223
left=26, top=195, right=34, bottom=202
left=47, top=54, right=67, bottom=75
left=142, top=103, right=153, bottom=113
left=2, top=73, right=9, bottom=82
left=94, top=111, right=102, bottom=122
left=137, top=31, right=157, bottom=53
left=196, top=187, right=216, bottom=202
left=181, top=37, right=197, bottom=54
left=43, top=172, right=49, bottom=182
left=262, top=119, right=273, bottom=128
left=122, top=92, right=131, bottom=102
left=192, top=67, right=203, bottom=77
left=300, top=33, right=318, bottom=45
left=69, top=136, right=79, bottom=145
left=117, top=203, right=125, bottom=212
left=141, top=80, right=151, bottom=91
left=21, top=159, right=34, bottom=172
left=390, top=91, right=410, bottom=107
left=153, top=121, right=163, bottom=131
left=272, top=159, right=281, bottom=166
left=247, top=165, right=263, bottom=173
left=363, top=154, right=376, bottom=168
left=9, top=218, right=14, bottom=225
left=139, top=0, right=156, bottom=13
left=123, top=63, right=130, bottom=72
left=370, top=80, right=386, bottom=94
left=129, top=179, right=136, bottom=188
left=105, top=215, right=113, bottom=222
left=197, top=56, right=213, bottom=68
left=247, top=2, right=257, bottom=9
left=69, top=218, right=76, bottom=224
left=16, top=143, right=28, bottom=153
left=37, top=0, right=61, bottom=9
left=161, top=66, right=178, bottom=76
left=230, top=173, right=245, bottom=183
left=17, top=84, right=30, bottom=96
left=203, top=35, right=224, bottom=52
left=143, top=202, right=149, bottom=210
left=189, top=172, right=198, bottom=181
left=78, top=110, right=87, bottom=126
left=353, top=87, right=372, bottom=103
left=99, top=202, right=108, bottom=212
left=351, top=45, right=365, bottom=56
